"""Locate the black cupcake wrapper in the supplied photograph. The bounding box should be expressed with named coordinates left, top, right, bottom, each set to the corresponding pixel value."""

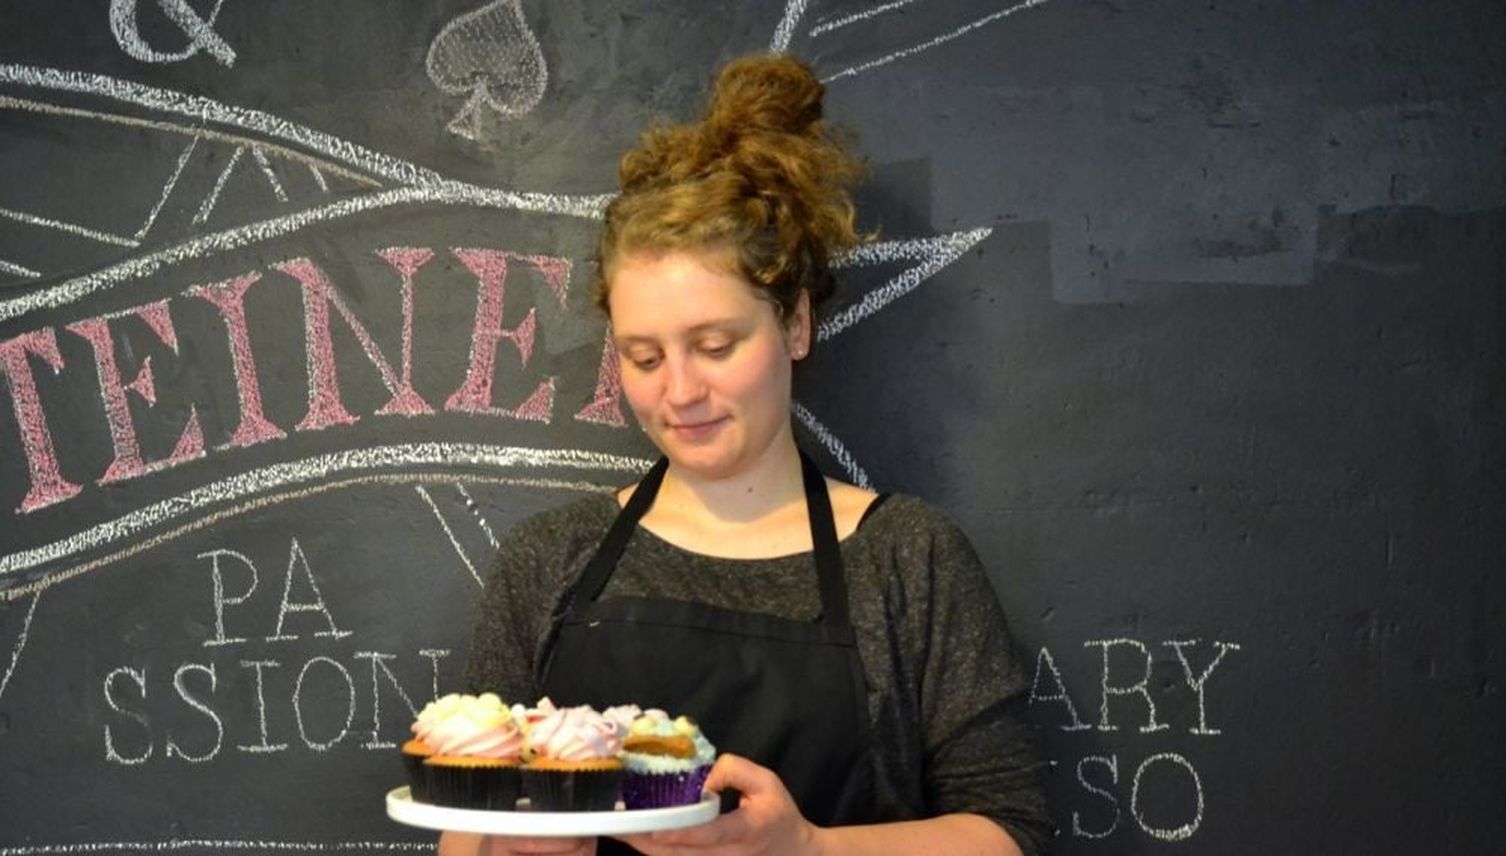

left=424, top=762, right=523, bottom=810
left=520, top=766, right=625, bottom=812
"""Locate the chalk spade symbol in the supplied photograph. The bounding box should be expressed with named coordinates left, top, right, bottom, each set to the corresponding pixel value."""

left=425, top=0, right=548, bottom=141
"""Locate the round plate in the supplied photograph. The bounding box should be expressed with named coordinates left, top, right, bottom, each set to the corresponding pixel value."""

left=386, top=786, right=720, bottom=836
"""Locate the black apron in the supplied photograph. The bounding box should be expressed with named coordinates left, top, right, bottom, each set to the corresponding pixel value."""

left=539, top=452, right=875, bottom=848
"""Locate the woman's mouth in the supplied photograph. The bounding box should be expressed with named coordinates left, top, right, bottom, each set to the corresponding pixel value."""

left=667, top=416, right=728, bottom=442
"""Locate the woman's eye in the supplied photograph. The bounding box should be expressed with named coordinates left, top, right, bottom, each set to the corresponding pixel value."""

left=700, top=342, right=733, bottom=358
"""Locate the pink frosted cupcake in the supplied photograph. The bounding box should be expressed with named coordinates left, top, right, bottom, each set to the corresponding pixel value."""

left=520, top=705, right=625, bottom=811
left=417, top=692, right=524, bottom=809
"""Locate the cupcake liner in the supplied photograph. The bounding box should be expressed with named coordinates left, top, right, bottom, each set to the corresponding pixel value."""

left=521, top=766, right=625, bottom=812
left=401, top=750, right=433, bottom=803
left=621, top=765, right=710, bottom=810
left=424, top=761, right=522, bottom=810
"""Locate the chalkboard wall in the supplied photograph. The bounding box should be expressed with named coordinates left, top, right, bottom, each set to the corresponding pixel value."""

left=2, top=1, right=1502, bottom=853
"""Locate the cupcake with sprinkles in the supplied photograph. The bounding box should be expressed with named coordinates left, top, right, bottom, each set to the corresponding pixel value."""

left=619, top=709, right=716, bottom=809
left=520, top=704, right=626, bottom=811
left=418, top=692, right=524, bottom=809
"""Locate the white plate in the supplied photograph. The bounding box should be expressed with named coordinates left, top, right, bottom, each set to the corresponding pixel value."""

left=386, top=786, right=720, bottom=836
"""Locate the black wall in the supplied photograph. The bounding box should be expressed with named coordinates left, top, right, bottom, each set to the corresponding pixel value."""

left=1, top=2, right=1502, bottom=853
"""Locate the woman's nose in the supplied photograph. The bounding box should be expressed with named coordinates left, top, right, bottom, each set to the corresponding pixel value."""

left=664, top=355, right=707, bottom=405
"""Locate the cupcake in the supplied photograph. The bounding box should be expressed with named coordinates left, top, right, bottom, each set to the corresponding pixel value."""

left=619, top=710, right=716, bottom=809
left=520, top=705, right=626, bottom=811
left=403, top=693, right=468, bottom=802
left=417, top=692, right=524, bottom=809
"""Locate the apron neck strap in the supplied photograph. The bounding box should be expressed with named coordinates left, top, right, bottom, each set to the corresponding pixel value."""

left=571, top=451, right=851, bottom=628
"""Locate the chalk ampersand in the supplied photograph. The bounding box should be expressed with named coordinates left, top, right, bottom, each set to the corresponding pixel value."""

left=109, top=0, right=238, bottom=67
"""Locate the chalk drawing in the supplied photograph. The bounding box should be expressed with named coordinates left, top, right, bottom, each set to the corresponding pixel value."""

left=268, top=538, right=350, bottom=642
left=793, top=401, right=871, bottom=488
left=200, top=548, right=255, bottom=647
left=0, top=258, right=40, bottom=279
left=192, top=145, right=244, bottom=224
left=1028, top=645, right=1093, bottom=731
left=821, top=0, right=1053, bottom=83
left=575, top=330, right=626, bottom=427
left=237, top=660, right=288, bottom=752
left=0, top=841, right=431, bottom=854
left=193, top=273, right=287, bottom=449
left=307, top=163, right=329, bottom=193
left=357, top=650, right=428, bottom=748
left=164, top=663, right=222, bottom=762
left=1130, top=752, right=1204, bottom=841
left=414, top=485, right=485, bottom=587
left=0, top=185, right=610, bottom=324
left=2, top=473, right=617, bottom=603
left=250, top=146, right=289, bottom=202
left=810, top=0, right=922, bottom=37
left=454, top=482, right=500, bottom=549
left=135, top=135, right=199, bottom=241
left=819, top=229, right=991, bottom=341
left=1084, top=638, right=1171, bottom=734
left=0, top=93, right=378, bottom=189
left=0, top=444, right=651, bottom=583
left=426, top=0, right=547, bottom=140
left=0, top=591, right=40, bottom=704
left=1164, top=639, right=1242, bottom=736
left=292, top=656, right=355, bottom=751
left=770, top=0, right=810, bottom=52
left=1072, top=755, right=1120, bottom=839
left=109, top=0, right=237, bottom=67
left=102, top=666, right=153, bottom=764
left=0, top=205, right=138, bottom=248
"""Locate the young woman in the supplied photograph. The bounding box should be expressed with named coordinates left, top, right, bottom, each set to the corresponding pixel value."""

left=440, top=55, right=1049, bottom=856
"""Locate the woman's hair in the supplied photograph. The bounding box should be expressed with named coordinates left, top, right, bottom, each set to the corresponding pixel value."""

left=594, top=54, right=866, bottom=321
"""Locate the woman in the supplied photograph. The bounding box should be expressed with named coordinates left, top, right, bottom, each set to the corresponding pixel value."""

left=441, top=55, right=1050, bottom=856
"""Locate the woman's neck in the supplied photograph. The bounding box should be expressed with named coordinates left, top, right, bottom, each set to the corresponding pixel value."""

left=656, top=434, right=805, bottom=527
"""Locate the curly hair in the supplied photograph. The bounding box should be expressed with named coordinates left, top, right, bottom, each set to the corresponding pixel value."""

left=595, top=54, right=867, bottom=322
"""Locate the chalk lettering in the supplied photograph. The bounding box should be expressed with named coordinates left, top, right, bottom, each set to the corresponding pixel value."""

left=1164, top=639, right=1242, bottom=736
left=356, top=650, right=432, bottom=749
left=1130, top=752, right=1204, bottom=842
left=191, top=273, right=286, bottom=449
left=292, top=656, right=354, bottom=751
left=268, top=538, right=349, bottom=642
left=164, top=662, right=222, bottom=762
left=0, top=328, right=81, bottom=511
left=200, top=548, right=256, bottom=647
left=66, top=301, right=205, bottom=485
left=447, top=248, right=554, bottom=422
left=1071, top=755, right=1120, bottom=839
left=102, top=666, right=152, bottom=764
left=236, top=659, right=287, bottom=753
left=1084, top=638, right=1169, bottom=733
left=1028, top=645, right=1091, bottom=731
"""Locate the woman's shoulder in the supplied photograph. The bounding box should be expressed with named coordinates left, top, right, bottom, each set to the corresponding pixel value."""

left=504, top=491, right=621, bottom=551
left=854, top=492, right=974, bottom=544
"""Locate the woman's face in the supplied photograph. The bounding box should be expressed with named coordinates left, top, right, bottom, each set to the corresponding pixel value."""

left=607, top=250, right=808, bottom=482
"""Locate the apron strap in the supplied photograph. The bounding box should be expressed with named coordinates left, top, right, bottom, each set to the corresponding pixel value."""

left=573, top=456, right=669, bottom=605
left=569, top=451, right=852, bottom=630
left=800, top=451, right=850, bottom=629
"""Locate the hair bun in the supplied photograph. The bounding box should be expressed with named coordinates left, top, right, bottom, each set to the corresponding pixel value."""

left=705, top=54, right=824, bottom=143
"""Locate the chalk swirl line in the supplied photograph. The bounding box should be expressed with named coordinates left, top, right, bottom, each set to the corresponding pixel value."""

left=0, top=64, right=613, bottom=323
left=0, top=444, right=651, bottom=583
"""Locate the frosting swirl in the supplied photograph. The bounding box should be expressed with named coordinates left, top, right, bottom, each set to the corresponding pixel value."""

left=413, top=692, right=522, bottom=759
left=525, top=705, right=624, bottom=761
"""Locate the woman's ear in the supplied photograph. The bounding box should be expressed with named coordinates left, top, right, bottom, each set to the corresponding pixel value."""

left=787, top=291, right=812, bottom=359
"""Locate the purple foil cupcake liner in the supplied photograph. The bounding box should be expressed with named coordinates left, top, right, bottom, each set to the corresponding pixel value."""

left=621, top=765, right=711, bottom=810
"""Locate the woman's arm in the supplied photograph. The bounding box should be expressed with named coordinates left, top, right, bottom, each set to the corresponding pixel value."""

left=616, top=754, right=1026, bottom=856
left=438, top=830, right=596, bottom=855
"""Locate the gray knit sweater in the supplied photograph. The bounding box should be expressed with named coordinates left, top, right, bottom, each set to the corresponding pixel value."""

left=463, top=492, right=1051, bottom=854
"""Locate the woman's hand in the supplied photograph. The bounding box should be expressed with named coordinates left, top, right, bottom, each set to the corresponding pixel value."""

left=438, top=831, right=596, bottom=855
left=614, top=754, right=823, bottom=856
